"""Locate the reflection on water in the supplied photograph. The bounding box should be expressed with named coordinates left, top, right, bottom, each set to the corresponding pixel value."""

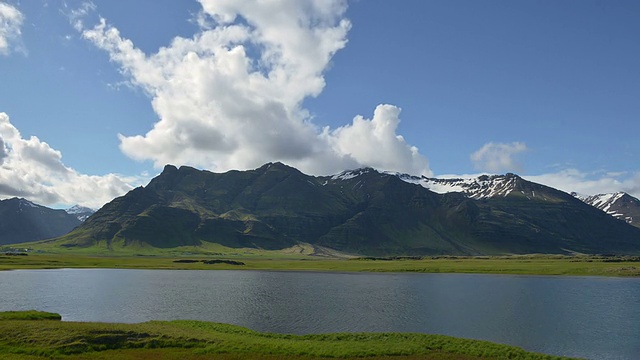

left=1, top=269, right=639, bottom=359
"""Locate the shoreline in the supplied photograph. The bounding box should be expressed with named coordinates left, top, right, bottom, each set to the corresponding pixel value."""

left=1, top=253, right=639, bottom=277
left=0, top=311, right=575, bottom=359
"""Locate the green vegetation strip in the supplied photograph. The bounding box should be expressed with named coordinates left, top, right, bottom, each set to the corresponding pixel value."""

left=0, top=311, right=573, bottom=360
left=1, top=253, right=639, bottom=276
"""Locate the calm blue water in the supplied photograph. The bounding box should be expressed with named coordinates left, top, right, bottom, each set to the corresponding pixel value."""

left=1, top=269, right=639, bottom=359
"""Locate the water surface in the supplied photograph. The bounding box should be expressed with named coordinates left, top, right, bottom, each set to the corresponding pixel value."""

left=1, top=269, right=639, bottom=359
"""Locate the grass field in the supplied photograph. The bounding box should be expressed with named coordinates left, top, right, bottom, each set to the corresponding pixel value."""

left=1, top=252, right=639, bottom=276
left=0, top=311, right=573, bottom=360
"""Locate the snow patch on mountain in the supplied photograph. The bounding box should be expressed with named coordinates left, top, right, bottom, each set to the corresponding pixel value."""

left=575, top=192, right=639, bottom=226
left=388, top=172, right=522, bottom=199
left=329, top=168, right=378, bottom=181
left=19, top=199, right=38, bottom=208
left=66, top=205, right=96, bottom=222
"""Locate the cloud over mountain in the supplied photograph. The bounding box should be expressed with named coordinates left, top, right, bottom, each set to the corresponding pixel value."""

left=0, top=112, right=136, bottom=208
left=77, top=0, right=432, bottom=177
left=471, top=142, right=527, bottom=173
left=525, top=169, right=640, bottom=199
left=0, top=1, right=23, bottom=55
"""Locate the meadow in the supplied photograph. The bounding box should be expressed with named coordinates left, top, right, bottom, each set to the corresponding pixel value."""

left=1, top=252, right=639, bottom=276
left=0, top=311, right=573, bottom=360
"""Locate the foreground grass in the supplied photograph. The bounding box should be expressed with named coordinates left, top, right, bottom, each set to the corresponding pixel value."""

left=0, top=311, right=573, bottom=360
left=1, top=253, right=639, bottom=276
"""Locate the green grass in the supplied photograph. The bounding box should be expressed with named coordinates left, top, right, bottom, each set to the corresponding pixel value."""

left=0, top=311, right=574, bottom=360
left=1, top=253, right=639, bottom=277
left=0, top=310, right=62, bottom=321
left=14, top=240, right=324, bottom=258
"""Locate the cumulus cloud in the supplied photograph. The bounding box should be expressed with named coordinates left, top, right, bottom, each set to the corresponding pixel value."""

left=470, top=142, right=527, bottom=173
left=325, top=105, right=430, bottom=175
left=0, top=112, right=137, bottom=208
left=0, top=1, right=24, bottom=55
left=76, top=0, right=431, bottom=176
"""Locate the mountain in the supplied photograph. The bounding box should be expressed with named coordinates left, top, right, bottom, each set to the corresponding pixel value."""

left=575, top=192, right=640, bottom=228
left=47, top=163, right=640, bottom=256
left=65, top=205, right=96, bottom=222
left=0, top=198, right=82, bottom=245
left=397, top=173, right=640, bottom=228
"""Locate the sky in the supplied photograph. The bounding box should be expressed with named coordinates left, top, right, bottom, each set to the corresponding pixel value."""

left=0, top=0, right=639, bottom=208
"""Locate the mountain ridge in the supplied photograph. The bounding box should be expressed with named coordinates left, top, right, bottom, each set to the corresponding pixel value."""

left=393, top=172, right=640, bottom=226
left=43, top=163, right=640, bottom=256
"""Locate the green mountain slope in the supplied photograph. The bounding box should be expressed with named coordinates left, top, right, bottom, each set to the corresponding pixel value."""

left=47, top=163, right=640, bottom=255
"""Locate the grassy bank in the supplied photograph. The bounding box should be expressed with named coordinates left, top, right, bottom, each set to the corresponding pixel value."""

left=1, top=253, right=639, bottom=276
left=0, top=311, right=573, bottom=359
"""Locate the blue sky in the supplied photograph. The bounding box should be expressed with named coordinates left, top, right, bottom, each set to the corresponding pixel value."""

left=0, top=0, right=639, bottom=207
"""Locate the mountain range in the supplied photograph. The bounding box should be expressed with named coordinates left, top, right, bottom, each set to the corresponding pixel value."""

left=0, top=198, right=83, bottom=246
left=42, top=163, right=640, bottom=256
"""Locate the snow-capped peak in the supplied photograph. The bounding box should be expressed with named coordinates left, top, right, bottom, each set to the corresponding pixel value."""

left=65, top=205, right=96, bottom=222
left=330, top=167, right=378, bottom=181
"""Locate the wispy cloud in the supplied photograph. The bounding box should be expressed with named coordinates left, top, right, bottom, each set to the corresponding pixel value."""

left=66, top=1, right=96, bottom=32
left=470, top=142, right=527, bottom=173
left=0, top=112, right=142, bottom=208
left=75, top=0, right=432, bottom=176
left=0, top=1, right=24, bottom=55
left=525, top=169, right=640, bottom=199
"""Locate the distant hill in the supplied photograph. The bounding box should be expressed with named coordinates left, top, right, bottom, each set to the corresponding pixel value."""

left=0, top=198, right=82, bottom=245
left=45, top=163, right=640, bottom=256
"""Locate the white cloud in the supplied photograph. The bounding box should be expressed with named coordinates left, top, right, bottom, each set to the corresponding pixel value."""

left=525, top=169, right=640, bottom=199
left=0, top=112, right=139, bottom=208
left=325, top=104, right=431, bottom=176
left=76, top=0, right=432, bottom=176
left=470, top=142, right=527, bottom=173
left=0, top=1, right=24, bottom=55
left=66, top=1, right=96, bottom=32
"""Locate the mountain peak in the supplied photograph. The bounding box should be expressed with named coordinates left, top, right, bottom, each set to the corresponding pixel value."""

left=162, top=164, right=178, bottom=173
left=258, top=162, right=296, bottom=172
left=578, top=192, right=640, bottom=227
left=65, top=205, right=96, bottom=222
left=13, top=198, right=40, bottom=209
left=330, top=167, right=379, bottom=181
left=2, top=197, right=36, bottom=206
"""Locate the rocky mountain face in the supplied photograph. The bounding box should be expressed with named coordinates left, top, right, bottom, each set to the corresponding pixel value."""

left=0, top=198, right=82, bottom=245
left=397, top=173, right=640, bottom=228
left=49, top=163, right=640, bottom=256
left=395, top=173, right=566, bottom=200
left=575, top=192, right=640, bottom=228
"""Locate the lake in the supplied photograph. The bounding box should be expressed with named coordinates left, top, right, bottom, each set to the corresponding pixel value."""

left=1, top=269, right=639, bottom=359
